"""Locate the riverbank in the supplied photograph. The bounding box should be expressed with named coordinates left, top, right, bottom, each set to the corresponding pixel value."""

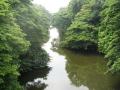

left=20, top=28, right=120, bottom=90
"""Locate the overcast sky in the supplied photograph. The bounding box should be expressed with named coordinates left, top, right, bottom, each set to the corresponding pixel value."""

left=32, top=0, right=70, bottom=13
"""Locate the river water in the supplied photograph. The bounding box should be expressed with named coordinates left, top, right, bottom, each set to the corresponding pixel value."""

left=21, top=28, right=120, bottom=90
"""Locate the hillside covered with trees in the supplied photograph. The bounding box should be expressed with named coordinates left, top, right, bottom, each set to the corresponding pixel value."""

left=52, top=0, right=120, bottom=74
left=1, top=0, right=120, bottom=89
left=0, top=0, right=50, bottom=90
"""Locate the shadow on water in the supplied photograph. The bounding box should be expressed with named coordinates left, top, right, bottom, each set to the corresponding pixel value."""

left=19, top=66, right=51, bottom=90
left=57, top=48, right=120, bottom=90
left=20, top=28, right=120, bottom=90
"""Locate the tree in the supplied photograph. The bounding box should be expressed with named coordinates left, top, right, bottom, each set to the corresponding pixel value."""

left=11, top=1, right=51, bottom=71
left=98, top=0, right=120, bottom=73
left=61, top=0, right=102, bottom=51
left=0, top=0, right=30, bottom=89
left=0, top=0, right=51, bottom=89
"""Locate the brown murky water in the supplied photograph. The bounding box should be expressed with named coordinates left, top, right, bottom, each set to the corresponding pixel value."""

left=20, top=28, right=120, bottom=90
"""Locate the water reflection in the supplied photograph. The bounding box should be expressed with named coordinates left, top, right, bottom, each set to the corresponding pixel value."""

left=20, top=28, right=120, bottom=90
left=26, top=81, right=47, bottom=90
left=58, top=49, right=120, bottom=90
left=20, top=67, right=50, bottom=90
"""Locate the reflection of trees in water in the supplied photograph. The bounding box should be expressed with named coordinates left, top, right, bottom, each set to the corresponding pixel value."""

left=58, top=49, right=120, bottom=90
left=0, top=75, right=23, bottom=90
left=19, top=66, right=51, bottom=90
left=20, top=43, right=50, bottom=72
left=66, top=61, right=111, bottom=90
left=26, top=81, right=47, bottom=90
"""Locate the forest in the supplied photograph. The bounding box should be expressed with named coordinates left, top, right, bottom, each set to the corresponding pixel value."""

left=0, top=0, right=120, bottom=90
left=0, top=0, right=50, bottom=89
left=52, top=0, right=120, bottom=74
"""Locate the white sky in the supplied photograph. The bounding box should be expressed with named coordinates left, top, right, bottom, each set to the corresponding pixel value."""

left=32, top=0, right=70, bottom=13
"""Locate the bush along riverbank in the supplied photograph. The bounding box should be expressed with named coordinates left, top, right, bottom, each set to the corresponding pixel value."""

left=52, top=0, right=120, bottom=74
left=0, top=0, right=51, bottom=90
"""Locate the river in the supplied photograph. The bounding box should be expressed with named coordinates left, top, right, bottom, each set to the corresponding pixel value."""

left=21, top=28, right=120, bottom=90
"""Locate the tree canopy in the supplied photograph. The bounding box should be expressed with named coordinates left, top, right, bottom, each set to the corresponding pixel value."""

left=0, top=0, right=50, bottom=89
left=52, top=0, right=120, bottom=73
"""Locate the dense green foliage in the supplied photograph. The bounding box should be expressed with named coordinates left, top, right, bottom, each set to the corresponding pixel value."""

left=52, top=0, right=84, bottom=38
left=1, top=0, right=120, bottom=89
left=52, top=0, right=102, bottom=51
left=98, top=0, right=120, bottom=73
left=0, top=0, right=50, bottom=89
left=52, top=0, right=120, bottom=73
left=0, top=0, right=29, bottom=89
left=61, top=0, right=102, bottom=51
left=52, top=8, right=71, bottom=38
left=11, top=1, right=51, bottom=71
